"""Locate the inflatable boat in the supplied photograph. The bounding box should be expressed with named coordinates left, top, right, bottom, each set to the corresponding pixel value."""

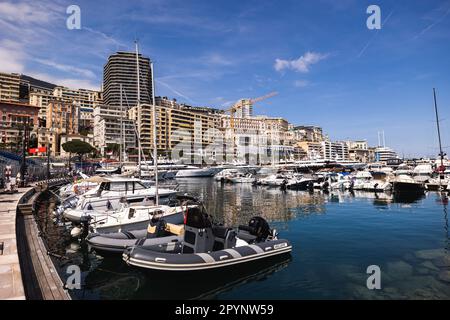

left=87, top=217, right=184, bottom=254
left=123, top=207, right=292, bottom=271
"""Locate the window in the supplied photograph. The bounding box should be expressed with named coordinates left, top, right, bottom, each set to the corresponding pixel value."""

left=109, top=182, right=126, bottom=191
left=133, top=182, right=146, bottom=190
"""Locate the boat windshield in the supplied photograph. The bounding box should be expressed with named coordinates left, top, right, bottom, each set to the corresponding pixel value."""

left=133, top=182, right=147, bottom=190
left=108, top=182, right=127, bottom=191
left=99, top=181, right=148, bottom=192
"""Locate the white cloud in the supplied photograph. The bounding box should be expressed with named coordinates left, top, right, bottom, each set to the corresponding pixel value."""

left=294, top=80, right=309, bottom=88
left=204, top=53, right=234, bottom=66
left=274, top=52, right=328, bottom=73
left=0, top=40, right=26, bottom=73
left=156, top=79, right=196, bottom=104
left=0, top=1, right=59, bottom=25
left=415, top=6, right=450, bottom=39
left=34, top=58, right=96, bottom=79
left=26, top=72, right=100, bottom=91
left=83, top=27, right=129, bottom=50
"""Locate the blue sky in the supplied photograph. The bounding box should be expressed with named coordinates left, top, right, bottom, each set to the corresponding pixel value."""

left=1, top=0, right=449, bottom=157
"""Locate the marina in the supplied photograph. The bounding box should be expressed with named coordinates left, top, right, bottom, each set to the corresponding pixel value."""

left=0, top=0, right=449, bottom=305
left=2, top=167, right=448, bottom=300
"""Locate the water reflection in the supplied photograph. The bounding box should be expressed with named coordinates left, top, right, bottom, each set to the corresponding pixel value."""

left=34, top=178, right=450, bottom=300
left=80, top=254, right=291, bottom=300
left=436, top=193, right=449, bottom=252
left=177, top=178, right=326, bottom=226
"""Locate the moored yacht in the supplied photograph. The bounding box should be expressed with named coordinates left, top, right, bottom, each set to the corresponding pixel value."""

left=227, top=173, right=256, bottom=184
left=175, top=167, right=221, bottom=178
left=89, top=204, right=196, bottom=234
left=393, top=174, right=425, bottom=194
left=62, top=177, right=177, bottom=222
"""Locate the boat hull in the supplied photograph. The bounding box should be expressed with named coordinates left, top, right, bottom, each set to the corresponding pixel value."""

left=123, top=239, right=292, bottom=271
left=87, top=231, right=182, bottom=254
left=393, top=181, right=425, bottom=194
left=94, top=211, right=184, bottom=234
left=176, top=168, right=218, bottom=178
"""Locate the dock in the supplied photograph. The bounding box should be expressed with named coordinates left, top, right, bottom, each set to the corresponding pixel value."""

left=0, top=180, right=71, bottom=300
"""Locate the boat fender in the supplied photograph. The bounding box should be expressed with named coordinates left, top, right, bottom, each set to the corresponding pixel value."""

left=70, top=227, right=82, bottom=238
left=166, top=223, right=184, bottom=236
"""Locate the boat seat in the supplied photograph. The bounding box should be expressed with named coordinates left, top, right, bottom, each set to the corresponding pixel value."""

left=212, top=225, right=230, bottom=239
left=236, top=228, right=257, bottom=243
left=212, top=226, right=236, bottom=250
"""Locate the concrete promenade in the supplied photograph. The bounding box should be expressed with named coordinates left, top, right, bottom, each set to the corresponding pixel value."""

left=0, top=187, right=32, bottom=300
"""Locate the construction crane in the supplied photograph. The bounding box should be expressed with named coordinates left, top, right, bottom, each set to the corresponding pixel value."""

left=226, top=91, right=278, bottom=118
left=224, top=91, right=278, bottom=160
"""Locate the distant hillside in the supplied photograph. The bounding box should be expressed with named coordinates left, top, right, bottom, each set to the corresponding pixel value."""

left=20, top=75, right=57, bottom=90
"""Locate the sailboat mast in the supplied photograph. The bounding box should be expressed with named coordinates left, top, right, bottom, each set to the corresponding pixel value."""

left=433, top=88, right=444, bottom=169
left=151, top=62, right=159, bottom=206
left=119, top=83, right=123, bottom=164
left=135, top=41, right=142, bottom=179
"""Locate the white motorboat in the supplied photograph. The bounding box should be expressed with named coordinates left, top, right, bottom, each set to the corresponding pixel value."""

left=227, top=173, right=256, bottom=184
left=413, top=164, right=433, bottom=183
left=393, top=174, right=425, bottom=194
left=351, top=171, right=392, bottom=192
left=59, top=179, right=98, bottom=199
left=325, top=173, right=350, bottom=190
left=175, top=167, right=220, bottom=178
left=395, top=164, right=413, bottom=176
left=214, top=169, right=241, bottom=182
left=89, top=205, right=195, bottom=234
left=257, top=173, right=290, bottom=187
left=285, top=175, right=316, bottom=190
left=62, top=177, right=177, bottom=222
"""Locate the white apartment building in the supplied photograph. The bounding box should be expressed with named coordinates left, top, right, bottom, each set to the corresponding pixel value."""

left=375, top=147, right=398, bottom=162
left=0, top=72, right=20, bottom=101
left=321, top=140, right=349, bottom=161
left=221, top=115, right=292, bottom=164
left=93, top=104, right=136, bottom=155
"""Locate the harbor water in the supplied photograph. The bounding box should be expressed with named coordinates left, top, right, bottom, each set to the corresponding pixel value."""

left=36, top=178, right=450, bottom=299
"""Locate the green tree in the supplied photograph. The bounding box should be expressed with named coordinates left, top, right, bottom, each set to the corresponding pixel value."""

left=106, top=143, right=120, bottom=157
left=62, top=140, right=96, bottom=162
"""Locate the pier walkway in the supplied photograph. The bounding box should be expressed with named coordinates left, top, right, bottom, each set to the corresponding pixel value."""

left=0, top=187, right=30, bottom=299
left=0, top=180, right=71, bottom=300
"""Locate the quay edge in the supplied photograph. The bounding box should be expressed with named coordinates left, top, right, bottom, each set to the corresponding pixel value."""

left=0, top=178, right=72, bottom=300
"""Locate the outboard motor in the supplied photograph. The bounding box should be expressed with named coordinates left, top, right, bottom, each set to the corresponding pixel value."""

left=239, top=216, right=271, bottom=242
left=248, top=217, right=271, bottom=241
